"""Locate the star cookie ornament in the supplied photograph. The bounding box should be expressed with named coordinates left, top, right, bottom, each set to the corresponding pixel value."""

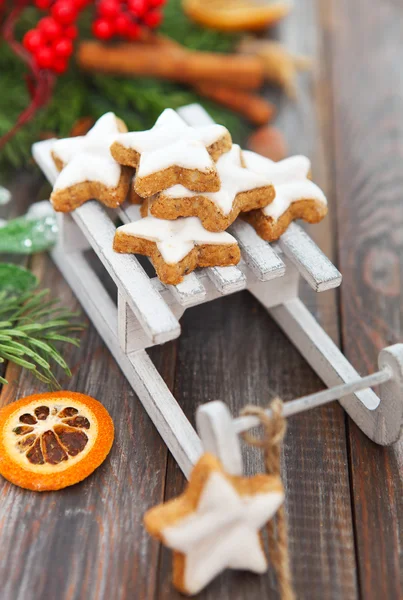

left=146, top=144, right=275, bottom=232
left=113, top=207, right=240, bottom=285
left=241, top=151, right=328, bottom=241
left=50, top=112, right=132, bottom=212
left=110, top=108, right=232, bottom=196
left=144, top=453, right=284, bottom=596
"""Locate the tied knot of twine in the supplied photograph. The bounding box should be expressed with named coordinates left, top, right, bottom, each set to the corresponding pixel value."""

left=240, top=398, right=295, bottom=600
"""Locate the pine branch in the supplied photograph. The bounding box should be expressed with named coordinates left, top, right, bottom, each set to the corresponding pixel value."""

left=0, top=288, right=85, bottom=388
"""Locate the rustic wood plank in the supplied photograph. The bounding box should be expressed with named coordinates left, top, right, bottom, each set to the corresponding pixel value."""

left=0, top=248, right=174, bottom=600
left=157, top=1, right=358, bottom=597
left=205, top=264, right=246, bottom=294
left=328, top=0, right=403, bottom=596
left=277, top=223, right=342, bottom=292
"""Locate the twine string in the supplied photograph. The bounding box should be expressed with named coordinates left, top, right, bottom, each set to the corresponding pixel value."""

left=240, top=398, right=295, bottom=600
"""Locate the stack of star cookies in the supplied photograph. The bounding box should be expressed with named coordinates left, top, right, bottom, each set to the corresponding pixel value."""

left=48, top=109, right=328, bottom=286
left=110, top=108, right=281, bottom=284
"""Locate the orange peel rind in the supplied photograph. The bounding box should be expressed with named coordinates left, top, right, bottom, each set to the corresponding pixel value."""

left=182, top=0, right=292, bottom=32
left=0, top=391, right=114, bottom=492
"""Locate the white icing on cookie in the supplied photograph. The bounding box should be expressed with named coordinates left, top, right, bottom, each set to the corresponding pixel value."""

left=263, top=180, right=327, bottom=220
left=243, top=152, right=311, bottom=183
left=53, top=153, right=121, bottom=191
left=117, top=214, right=236, bottom=264
left=115, top=108, right=228, bottom=153
left=159, top=144, right=272, bottom=215
left=242, top=150, right=327, bottom=220
left=162, top=471, right=284, bottom=595
left=140, top=139, right=215, bottom=177
left=52, top=112, right=124, bottom=191
left=113, top=108, right=229, bottom=178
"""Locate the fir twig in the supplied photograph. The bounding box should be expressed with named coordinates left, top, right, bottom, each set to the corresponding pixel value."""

left=0, top=288, right=85, bottom=388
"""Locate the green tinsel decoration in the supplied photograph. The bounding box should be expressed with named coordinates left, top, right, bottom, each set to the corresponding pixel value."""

left=0, top=1, right=249, bottom=179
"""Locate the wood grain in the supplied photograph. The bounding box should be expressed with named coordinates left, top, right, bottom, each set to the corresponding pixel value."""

left=0, top=206, right=176, bottom=599
left=1, top=0, right=402, bottom=596
left=328, top=0, right=403, bottom=597
left=157, top=0, right=360, bottom=597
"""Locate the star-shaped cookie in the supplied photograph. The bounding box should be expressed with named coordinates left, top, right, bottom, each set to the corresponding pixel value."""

left=144, top=453, right=284, bottom=595
left=241, top=151, right=328, bottom=241
left=50, top=112, right=132, bottom=212
left=145, top=144, right=275, bottom=232
left=110, top=109, right=232, bottom=197
left=113, top=209, right=240, bottom=285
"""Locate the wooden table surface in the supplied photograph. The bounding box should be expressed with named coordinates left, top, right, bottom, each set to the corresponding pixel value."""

left=1, top=1, right=402, bottom=599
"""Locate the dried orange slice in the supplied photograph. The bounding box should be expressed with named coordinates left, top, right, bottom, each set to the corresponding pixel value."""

left=182, top=0, right=291, bottom=32
left=0, top=391, right=114, bottom=491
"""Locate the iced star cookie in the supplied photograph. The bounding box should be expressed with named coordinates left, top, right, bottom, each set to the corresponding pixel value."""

left=144, top=144, right=275, bottom=232
left=241, top=151, right=328, bottom=241
left=110, top=108, right=232, bottom=197
left=113, top=209, right=240, bottom=285
left=50, top=112, right=132, bottom=212
left=144, top=453, right=284, bottom=596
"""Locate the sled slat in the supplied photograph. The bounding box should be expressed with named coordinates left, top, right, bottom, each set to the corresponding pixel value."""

left=277, top=223, right=342, bottom=292
left=229, top=220, right=285, bottom=281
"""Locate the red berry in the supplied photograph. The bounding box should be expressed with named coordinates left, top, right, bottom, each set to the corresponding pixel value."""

left=143, top=9, right=162, bottom=27
left=73, top=0, right=90, bottom=8
left=92, top=18, right=114, bottom=40
left=51, top=1, right=78, bottom=25
left=149, top=0, right=165, bottom=6
left=52, top=56, right=69, bottom=74
left=127, top=22, right=141, bottom=40
left=38, top=17, right=63, bottom=40
left=64, top=24, right=79, bottom=39
left=35, top=0, right=52, bottom=9
left=53, top=37, right=74, bottom=57
left=35, top=46, right=54, bottom=69
left=23, top=30, right=44, bottom=53
left=115, top=13, right=131, bottom=36
left=128, top=0, right=148, bottom=17
left=99, top=0, right=120, bottom=19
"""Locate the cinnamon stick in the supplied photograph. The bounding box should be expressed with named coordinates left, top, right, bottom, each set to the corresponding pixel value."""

left=196, top=83, right=275, bottom=125
left=77, top=41, right=264, bottom=90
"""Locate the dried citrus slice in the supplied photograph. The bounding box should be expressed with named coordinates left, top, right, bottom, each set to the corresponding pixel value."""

left=182, top=0, right=291, bottom=32
left=0, top=391, right=114, bottom=491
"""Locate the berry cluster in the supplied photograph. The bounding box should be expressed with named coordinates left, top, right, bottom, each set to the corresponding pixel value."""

left=23, top=0, right=91, bottom=74
left=93, top=0, right=166, bottom=41
left=22, top=0, right=166, bottom=75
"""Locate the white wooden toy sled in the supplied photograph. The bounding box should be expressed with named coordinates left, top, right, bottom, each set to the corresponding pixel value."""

left=32, top=104, right=403, bottom=479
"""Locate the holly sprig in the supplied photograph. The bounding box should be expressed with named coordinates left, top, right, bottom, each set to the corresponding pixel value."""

left=23, top=0, right=167, bottom=74
left=0, top=0, right=246, bottom=177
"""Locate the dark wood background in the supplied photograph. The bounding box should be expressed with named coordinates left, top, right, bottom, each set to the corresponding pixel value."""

left=1, top=0, right=402, bottom=598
